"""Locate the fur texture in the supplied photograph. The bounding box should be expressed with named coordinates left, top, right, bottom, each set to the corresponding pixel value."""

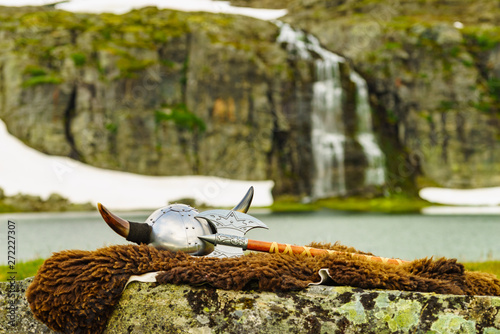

left=26, top=243, right=500, bottom=334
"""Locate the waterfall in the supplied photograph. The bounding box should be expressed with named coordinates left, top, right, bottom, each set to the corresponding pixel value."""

left=351, top=72, right=386, bottom=186
left=276, top=22, right=385, bottom=198
left=311, top=57, right=347, bottom=198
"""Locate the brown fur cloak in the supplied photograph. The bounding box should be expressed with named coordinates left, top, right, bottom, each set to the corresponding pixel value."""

left=26, top=243, right=500, bottom=334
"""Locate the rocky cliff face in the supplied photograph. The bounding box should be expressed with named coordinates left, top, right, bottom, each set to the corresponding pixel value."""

left=0, top=7, right=298, bottom=195
left=0, top=7, right=280, bottom=183
left=0, top=5, right=385, bottom=198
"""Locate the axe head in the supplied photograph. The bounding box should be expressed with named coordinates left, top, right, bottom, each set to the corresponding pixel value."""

left=195, top=209, right=268, bottom=257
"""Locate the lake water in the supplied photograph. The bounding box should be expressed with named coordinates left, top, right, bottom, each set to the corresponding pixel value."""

left=1, top=209, right=499, bottom=264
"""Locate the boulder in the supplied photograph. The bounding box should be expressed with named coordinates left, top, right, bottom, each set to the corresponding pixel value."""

left=2, top=278, right=500, bottom=333
left=0, top=277, right=55, bottom=333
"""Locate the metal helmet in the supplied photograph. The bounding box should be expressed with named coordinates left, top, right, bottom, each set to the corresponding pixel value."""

left=146, top=204, right=214, bottom=255
left=97, top=187, right=255, bottom=256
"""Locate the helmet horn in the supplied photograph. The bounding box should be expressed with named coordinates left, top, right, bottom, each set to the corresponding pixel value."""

left=97, top=203, right=151, bottom=244
left=97, top=203, right=129, bottom=237
left=231, top=186, right=254, bottom=213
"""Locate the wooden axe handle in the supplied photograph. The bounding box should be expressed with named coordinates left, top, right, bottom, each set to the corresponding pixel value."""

left=247, top=239, right=409, bottom=265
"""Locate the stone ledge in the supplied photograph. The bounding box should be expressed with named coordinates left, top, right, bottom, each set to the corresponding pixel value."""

left=105, top=282, right=500, bottom=334
left=2, top=278, right=500, bottom=333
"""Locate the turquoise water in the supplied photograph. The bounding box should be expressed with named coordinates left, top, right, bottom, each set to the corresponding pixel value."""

left=1, top=210, right=499, bottom=264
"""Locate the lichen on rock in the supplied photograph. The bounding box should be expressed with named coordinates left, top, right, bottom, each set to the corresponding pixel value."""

left=103, top=282, right=500, bottom=333
left=2, top=277, right=500, bottom=333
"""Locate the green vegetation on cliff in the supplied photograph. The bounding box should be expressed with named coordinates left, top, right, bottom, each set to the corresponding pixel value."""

left=155, top=103, right=206, bottom=132
left=0, top=6, right=259, bottom=82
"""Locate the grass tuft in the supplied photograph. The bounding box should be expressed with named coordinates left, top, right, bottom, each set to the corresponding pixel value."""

left=464, top=261, right=500, bottom=279
left=271, top=195, right=432, bottom=213
left=0, top=258, right=45, bottom=281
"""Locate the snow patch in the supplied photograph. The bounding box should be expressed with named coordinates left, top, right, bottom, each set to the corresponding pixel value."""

left=422, top=206, right=500, bottom=215
left=0, top=0, right=287, bottom=20
left=420, top=187, right=500, bottom=206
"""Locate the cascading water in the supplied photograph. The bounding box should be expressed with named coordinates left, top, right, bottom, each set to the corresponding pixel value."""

left=351, top=72, right=386, bottom=186
left=276, top=22, right=385, bottom=198
left=311, top=58, right=347, bottom=198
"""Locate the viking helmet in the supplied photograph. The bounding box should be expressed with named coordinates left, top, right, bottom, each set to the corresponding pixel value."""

left=97, top=187, right=255, bottom=256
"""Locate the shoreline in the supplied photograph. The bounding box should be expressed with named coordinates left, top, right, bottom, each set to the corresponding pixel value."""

left=3, top=191, right=500, bottom=214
